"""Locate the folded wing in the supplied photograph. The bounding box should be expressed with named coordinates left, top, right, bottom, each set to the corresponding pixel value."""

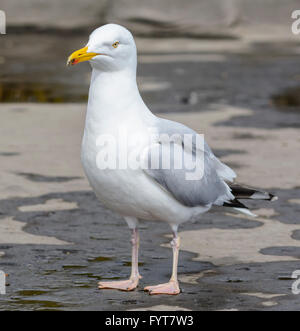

left=141, top=118, right=235, bottom=208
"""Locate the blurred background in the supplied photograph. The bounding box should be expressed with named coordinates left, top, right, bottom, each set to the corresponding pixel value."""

left=0, top=0, right=300, bottom=311
left=1, top=0, right=300, bottom=108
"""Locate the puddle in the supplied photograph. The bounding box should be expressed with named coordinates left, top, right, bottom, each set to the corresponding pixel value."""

left=71, top=271, right=122, bottom=281
left=17, top=289, right=50, bottom=297
left=0, top=82, right=87, bottom=103
left=71, top=272, right=103, bottom=280
left=11, top=298, right=66, bottom=309
left=122, top=261, right=145, bottom=267
left=89, top=236, right=111, bottom=241
left=62, top=265, right=87, bottom=270
left=272, top=86, right=300, bottom=112
left=42, top=270, right=58, bottom=275
left=87, top=256, right=113, bottom=262
left=73, top=283, right=93, bottom=288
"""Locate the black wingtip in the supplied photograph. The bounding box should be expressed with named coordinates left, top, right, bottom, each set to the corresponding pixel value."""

left=223, top=198, right=248, bottom=209
left=229, top=184, right=278, bottom=202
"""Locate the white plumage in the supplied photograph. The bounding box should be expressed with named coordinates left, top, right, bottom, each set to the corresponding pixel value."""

left=67, top=24, right=276, bottom=295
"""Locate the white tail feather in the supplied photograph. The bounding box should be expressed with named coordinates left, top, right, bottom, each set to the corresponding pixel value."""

left=234, top=208, right=257, bottom=217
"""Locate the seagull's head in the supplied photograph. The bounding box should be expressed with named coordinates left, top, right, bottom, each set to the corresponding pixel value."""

left=67, top=24, right=137, bottom=72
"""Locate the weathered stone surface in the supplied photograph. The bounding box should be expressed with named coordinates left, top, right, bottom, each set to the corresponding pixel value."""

left=107, top=0, right=233, bottom=37
left=107, top=0, right=299, bottom=37
left=1, top=0, right=108, bottom=29
left=237, top=0, right=300, bottom=25
left=0, top=217, right=69, bottom=245
left=2, top=0, right=299, bottom=38
left=0, top=32, right=300, bottom=310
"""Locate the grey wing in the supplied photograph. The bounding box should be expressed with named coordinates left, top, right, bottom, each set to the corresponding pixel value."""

left=142, top=118, right=235, bottom=207
left=157, top=118, right=236, bottom=182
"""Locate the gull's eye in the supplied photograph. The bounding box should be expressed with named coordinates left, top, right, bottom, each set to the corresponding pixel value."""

left=112, top=41, right=119, bottom=49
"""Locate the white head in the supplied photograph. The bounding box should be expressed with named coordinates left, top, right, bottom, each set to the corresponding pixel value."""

left=67, top=24, right=137, bottom=72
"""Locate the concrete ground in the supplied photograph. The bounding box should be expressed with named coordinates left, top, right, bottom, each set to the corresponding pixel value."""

left=0, top=33, right=300, bottom=310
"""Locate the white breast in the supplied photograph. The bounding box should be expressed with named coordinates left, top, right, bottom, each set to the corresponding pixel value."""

left=81, top=122, right=198, bottom=224
left=80, top=68, right=204, bottom=225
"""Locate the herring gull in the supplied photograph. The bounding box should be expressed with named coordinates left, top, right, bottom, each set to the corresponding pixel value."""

left=67, top=24, right=277, bottom=295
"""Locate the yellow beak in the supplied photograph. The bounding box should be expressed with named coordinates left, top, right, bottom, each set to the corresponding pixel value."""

left=67, top=46, right=100, bottom=66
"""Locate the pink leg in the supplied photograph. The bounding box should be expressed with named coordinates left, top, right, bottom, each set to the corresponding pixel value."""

left=98, top=228, right=141, bottom=291
left=144, top=231, right=181, bottom=295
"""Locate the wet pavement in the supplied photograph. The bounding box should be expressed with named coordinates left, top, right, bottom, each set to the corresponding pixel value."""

left=0, top=32, right=300, bottom=310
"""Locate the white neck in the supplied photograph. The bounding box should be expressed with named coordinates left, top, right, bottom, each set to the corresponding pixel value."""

left=86, top=68, right=153, bottom=128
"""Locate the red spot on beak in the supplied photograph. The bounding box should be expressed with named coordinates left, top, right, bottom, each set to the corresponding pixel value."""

left=71, top=58, right=79, bottom=66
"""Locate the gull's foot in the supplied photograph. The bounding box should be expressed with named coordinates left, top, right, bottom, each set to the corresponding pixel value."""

left=98, top=278, right=139, bottom=291
left=144, top=280, right=180, bottom=295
